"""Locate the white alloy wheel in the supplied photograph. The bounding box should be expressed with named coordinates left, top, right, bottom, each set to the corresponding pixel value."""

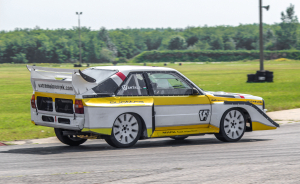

left=223, top=109, right=245, bottom=139
left=105, top=113, right=142, bottom=148
left=113, top=113, right=139, bottom=144
left=214, top=108, right=246, bottom=142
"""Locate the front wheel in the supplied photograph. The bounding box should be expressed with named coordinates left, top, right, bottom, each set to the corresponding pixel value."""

left=54, top=128, right=87, bottom=146
left=105, top=113, right=142, bottom=148
left=214, top=108, right=246, bottom=142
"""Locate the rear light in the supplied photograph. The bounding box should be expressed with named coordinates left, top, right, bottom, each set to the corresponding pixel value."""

left=75, top=99, right=84, bottom=114
left=31, top=95, right=36, bottom=109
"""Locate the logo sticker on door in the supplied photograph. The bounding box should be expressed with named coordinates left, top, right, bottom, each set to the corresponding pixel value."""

left=199, top=109, right=210, bottom=121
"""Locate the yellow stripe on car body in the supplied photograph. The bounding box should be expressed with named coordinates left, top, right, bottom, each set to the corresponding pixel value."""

left=252, top=121, right=277, bottom=131
left=153, top=95, right=211, bottom=106
left=81, top=128, right=112, bottom=135
left=82, top=96, right=153, bottom=107
left=34, top=92, right=75, bottom=102
left=206, top=95, right=263, bottom=106
left=151, top=124, right=219, bottom=137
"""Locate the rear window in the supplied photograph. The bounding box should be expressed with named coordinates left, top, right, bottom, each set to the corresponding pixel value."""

left=92, top=78, right=119, bottom=94
left=81, top=68, right=117, bottom=83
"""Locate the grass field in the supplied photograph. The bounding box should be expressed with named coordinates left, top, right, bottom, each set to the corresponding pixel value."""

left=0, top=60, right=300, bottom=141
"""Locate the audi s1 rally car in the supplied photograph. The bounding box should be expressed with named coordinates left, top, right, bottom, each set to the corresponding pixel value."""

left=28, top=65, right=279, bottom=148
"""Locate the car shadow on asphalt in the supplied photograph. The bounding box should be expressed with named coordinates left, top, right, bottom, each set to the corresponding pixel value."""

left=0, top=137, right=271, bottom=155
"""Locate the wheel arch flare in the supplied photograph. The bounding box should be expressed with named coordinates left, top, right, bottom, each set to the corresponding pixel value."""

left=210, top=101, right=279, bottom=131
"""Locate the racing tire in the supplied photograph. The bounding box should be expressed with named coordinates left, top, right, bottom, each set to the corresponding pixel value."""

left=214, top=108, right=246, bottom=142
left=170, top=136, right=188, bottom=140
left=54, top=128, right=87, bottom=146
left=105, top=113, right=142, bottom=148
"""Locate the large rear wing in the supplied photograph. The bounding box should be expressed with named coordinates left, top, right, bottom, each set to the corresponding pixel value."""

left=27, top=65, right=97, bottom=95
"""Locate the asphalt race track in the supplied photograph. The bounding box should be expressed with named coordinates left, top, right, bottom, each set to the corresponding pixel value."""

left=0, top=123, right=300, bottom=184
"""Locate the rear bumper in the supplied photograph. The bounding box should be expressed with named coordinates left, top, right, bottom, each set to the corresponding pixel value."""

left=31, top=108, right=84, bottom=130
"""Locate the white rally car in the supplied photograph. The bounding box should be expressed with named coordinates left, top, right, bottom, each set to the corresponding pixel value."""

left=28, top=65, right=279, bottom=148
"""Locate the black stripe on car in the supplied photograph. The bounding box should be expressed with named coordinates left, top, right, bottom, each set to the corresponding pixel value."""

left=224, top=101, right=279, bottom=127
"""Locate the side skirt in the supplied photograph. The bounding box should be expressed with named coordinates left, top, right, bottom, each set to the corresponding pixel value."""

left=151, top=124, right=219, bottom=138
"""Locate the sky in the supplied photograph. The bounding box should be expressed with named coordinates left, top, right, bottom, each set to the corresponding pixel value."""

left=0, top=0, right=300, bottom=31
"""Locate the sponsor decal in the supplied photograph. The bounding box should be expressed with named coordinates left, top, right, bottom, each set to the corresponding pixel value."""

left=211, top=99, right=223, bottom=102
left=110, top=101, right=144, bottom=104
left=211, top=98, right=262, bottom=105
left=247, top=100, right=263, bottom=104
left=162, top=129, right=198, bottom=134
left=121, top=85, right=141, bottom=91
left=37, top=84, right=73, bottom=91
left=199, top=109, right=210, bottom=121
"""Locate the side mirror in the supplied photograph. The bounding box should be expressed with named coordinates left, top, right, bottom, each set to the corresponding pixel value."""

left=192, top=88, right=199, bottom=95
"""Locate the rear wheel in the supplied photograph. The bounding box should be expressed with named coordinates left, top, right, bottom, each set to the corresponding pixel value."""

left=54, top=128, right=87, bottom=146
left=105, top=113, right=142, bottom=148
left=214, top=108, right=246, bottom=142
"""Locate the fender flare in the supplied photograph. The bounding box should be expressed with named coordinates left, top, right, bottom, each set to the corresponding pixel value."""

left=224, top=101, right=279, bottom=127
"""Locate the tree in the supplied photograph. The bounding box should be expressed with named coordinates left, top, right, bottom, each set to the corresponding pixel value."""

left=224, top=38, right=236, bottom=50
left=192, top=40, right=211, bottom=50
left=110, top=31, right=137, bottom=58
left=167, top=35, right=187, bottom=50
left=53, top=37, right=69, bottom=63
left=131, top=30, right=147, bottom=54
left=144, top=31, right=163, bottom=50
left=98, top=27, right=118, bottom=57
left=0, top=40, right=6, bottom=62
left=264, top=29, right=277, bottom=50
left=86, top=34, right=106, bottom=63
left=234, top=25, right=258, bottom=50
left=186, top=36, right=199, bottom=47
left=98, top=48, right=114, bottom=63
left=276, top=4, right=299, bottom=50
left=34, top=33, right=53, bottom=62
left=11, top=53, right=28, bottom=63
left=210, top=35, right=224, bottom=50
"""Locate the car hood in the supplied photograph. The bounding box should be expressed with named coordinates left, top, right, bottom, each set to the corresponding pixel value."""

left=205, top=91, right=263, bottom=101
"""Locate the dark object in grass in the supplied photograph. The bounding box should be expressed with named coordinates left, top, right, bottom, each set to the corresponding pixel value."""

left=112, top=61, right=118, bottom=66
left=144, top=63, right=146, bottom=66
left=179, top=63, right=182, bottom=66
left=164, top=63, right=167, bottom=66
left=74, top=64, right=82, bottom=67
left=247, top=70, right=273, bottom=82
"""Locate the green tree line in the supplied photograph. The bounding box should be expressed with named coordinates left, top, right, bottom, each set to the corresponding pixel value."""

left=132, top=50, right=300, bottom=63
left=0, top=4, right=299, bottom=63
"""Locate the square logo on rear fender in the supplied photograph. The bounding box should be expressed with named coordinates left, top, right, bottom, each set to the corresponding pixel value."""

left=199, top=109, right=210, bottom=121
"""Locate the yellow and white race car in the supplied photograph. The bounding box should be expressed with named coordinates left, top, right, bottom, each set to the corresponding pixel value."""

left=28, top=65, right=279, bottom=148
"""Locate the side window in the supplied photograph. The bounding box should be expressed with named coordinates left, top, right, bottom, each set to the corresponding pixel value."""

left=117, top=73, right=148, bottom=96
left=147, top=72, right=193, bottom=95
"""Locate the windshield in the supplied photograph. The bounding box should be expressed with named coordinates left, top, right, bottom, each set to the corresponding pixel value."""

left=81, top=68, right=118, bottom=83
